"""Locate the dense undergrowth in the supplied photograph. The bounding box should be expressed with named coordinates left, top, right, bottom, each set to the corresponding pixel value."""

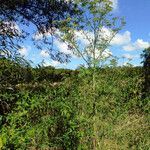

left=0, top=58, right=149, bottom=150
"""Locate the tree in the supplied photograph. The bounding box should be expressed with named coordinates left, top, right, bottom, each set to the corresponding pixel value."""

left=60, top=0, right=125, bottom=109
left=58, top=0, right=125, bottom=148
left=60, top=0, right=125, bottom=67
left=142, top=47, right=150, bottom=97
left=0, top=0, right=80, bottom=61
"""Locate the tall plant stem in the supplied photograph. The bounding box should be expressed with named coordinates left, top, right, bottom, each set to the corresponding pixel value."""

left=92, top=61, right=98, bottom=150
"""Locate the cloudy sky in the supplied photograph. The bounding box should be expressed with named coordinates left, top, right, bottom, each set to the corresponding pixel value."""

left=19, top=0, right=150, bottom=69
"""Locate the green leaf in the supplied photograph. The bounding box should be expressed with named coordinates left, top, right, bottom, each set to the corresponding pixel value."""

left=0, top=137, right=3, bottom=149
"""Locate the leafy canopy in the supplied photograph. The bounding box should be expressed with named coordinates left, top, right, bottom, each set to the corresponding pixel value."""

left=58, top=0, right=125, bottom=67
left=0, top=0, right=80, bottom=61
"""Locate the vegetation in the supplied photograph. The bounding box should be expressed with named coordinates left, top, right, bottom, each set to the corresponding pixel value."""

left=0, top=0, right=80, bottom=61
left=0, top=0, right=149, bottom=149
left=0, top=57, right=149, bottom=150
left=142, top=47, right=150, bottom=98
left=59, top=1, right=125, bottom=148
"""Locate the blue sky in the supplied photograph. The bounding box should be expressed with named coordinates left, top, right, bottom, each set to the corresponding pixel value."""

left=19, top=0, right=150, bottom=69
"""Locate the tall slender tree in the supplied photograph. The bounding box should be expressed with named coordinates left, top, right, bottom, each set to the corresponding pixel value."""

left=142, top=47, right=150, bottom=97
left=58, top=0, right=125, bottom=148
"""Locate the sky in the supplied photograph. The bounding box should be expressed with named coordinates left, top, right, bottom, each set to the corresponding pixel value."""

left=18, top=0, right=150, bottom=69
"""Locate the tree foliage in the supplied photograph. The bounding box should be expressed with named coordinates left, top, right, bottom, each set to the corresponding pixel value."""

left=141, top=47, right=150, bottom=97
left=55, top=0, right=126, bottom=148
left=0, top=0, right=80, bottom=60
left=59, top=0, right=125, bottom=67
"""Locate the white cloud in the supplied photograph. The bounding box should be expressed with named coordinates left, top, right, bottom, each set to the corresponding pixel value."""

left=51, top=60, right=61, bottom=67
left=40, top=50, right=49, bottom=57
left=42, top=61, right=51, bottom=67
left=43, top=60, right=60, bottom=67
left=102, top=49, right=112, bottom=58
left=72, top=29, right=113, bottom=59
left=0, top=51, right=5, bottom=57
left=122, top=54, right=134, bottom=60
left=55, top=28, right=113, bottom=59
left=76, top=28, right=131, bottom=47
left=135, top=39, right=149, bottom=49
left=110, top=0, right=118, bottom=10
left=0, top=50, right=11, bottom=57
left=54, top=40, right=77, bottom=58
left=111, top=31, right=131, bottom=46
left=123, top=44, right=135, bottom=51
left=98, top=28, right=131, bottom=47
left=94, top=0, right=118, bottom=10
left=123, top=61, right=132, bottom=66
left=75, top=27, right=113, bottom=46
left=122, top=53, right=139, bottom=60
left=74, top=30, right=94, bottom=46
left=18, top=46, right=29, bottom=56
left=100, top=27, right=112, bottom=40
left=123, top=39, right=150, bottom=51
left=86, top=48, right=112, bottom=60
left=65, top=0, right=118, bottom=10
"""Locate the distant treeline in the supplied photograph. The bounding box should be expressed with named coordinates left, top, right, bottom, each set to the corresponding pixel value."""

left=0, top=56, right=149, bottom=101
left=0, top=58, right=143, bottom=85
left=0, top=58, right=78, bottom=85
